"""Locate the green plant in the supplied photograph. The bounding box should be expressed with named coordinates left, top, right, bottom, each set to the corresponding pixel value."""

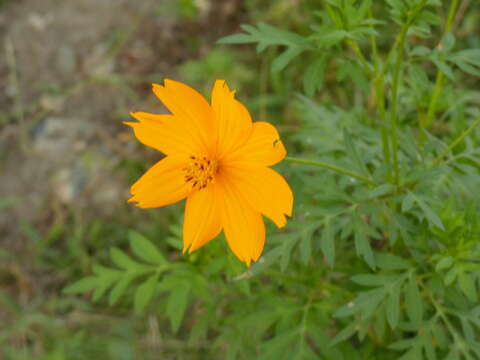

left=65, top=0, right=480, bottom=358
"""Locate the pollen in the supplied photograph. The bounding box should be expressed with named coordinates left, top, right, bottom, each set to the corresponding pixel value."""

left=183, top=155, right=218, bottom=190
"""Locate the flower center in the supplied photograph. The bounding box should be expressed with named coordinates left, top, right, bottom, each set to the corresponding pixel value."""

left=183, top=155, right=218, bottom=190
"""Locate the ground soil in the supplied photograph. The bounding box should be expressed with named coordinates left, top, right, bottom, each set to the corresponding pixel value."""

left=0, top=0, right=244, bottom=343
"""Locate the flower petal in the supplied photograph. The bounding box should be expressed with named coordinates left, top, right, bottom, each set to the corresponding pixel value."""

left=216, top=174, right=265, bottom=266
left=152, top=79, right=216, bottom=155
left=125, top=112, right=203, bottom=155
left=183, top=185, right=222, bottom=254
left=129, top=156, right=191, bottom=208
left=211, top=80, right=253, bottom=158
left=225, top=121, right=286, bottom=167
left=221, top=165, right=293, bottom=228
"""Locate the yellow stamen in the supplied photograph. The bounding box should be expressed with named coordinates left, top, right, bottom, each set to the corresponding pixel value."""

left=183, top=155, right=218, bottom=190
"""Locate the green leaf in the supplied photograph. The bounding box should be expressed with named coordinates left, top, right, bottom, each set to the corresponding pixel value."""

left=441, top=32, right=455, bottom=53
left=166, top=281, right=190, bottom=333
left=109, top=274, right=135, bottom=306
left=299, top=223, right=317, bottom=265
left=411, top=45, right=431, bottom=57
left=92, top=277, right=118, bottom=302
left=458, top=271, right=477, bottom=302
left=448, top=49, right=480, bottom=76
left=134, top=274, right=159, bottom=314
left=280, top=236, right=297, bottom=272
left=460, top=318, right=475, bottom=342
left=329, top=322, right=357, bottom=347
left=401, top=347, right=424, bottom=360
left=303, top=56, right=327, bottom=97
left=435, top=256, right=454, bottom=272
left=335, top=288, right=385, bottom=318
left=217, top=33, right=254, bottom=44
left=110, top=247, right=151, bottom=272
left=374, top=303, right=387, bottom=340
left=129, top=231, right=167, bottom=265
left=271, top=47, right=305, bottom=73
left=88, top=266, right=122, bottom=301
left=415, top=197, right=445, bottom=230
left=432, top=58, right=454, bottom=80
left=402, top=192, right=416, bottom=212
left=405, top=275, right=423, bottom=326
left=217, top=22, right=306, bottom=51
left=321, top=221, right=335, bottom=266
left=389, top=338, right=417, bottom=350
left=63, top=277, right=98, bottom=294
left=260, top=329, right=298, bottom=360
left=354, top=214, right=375, bottom=270
left=351, top=274, right=400, bottom=287
left=444, top=267, right=457, bottom=286
left=188, top=309, right=212, bottom=345
left=386, top=282, right=401, bottom=329
left=375, top=253, right=411, bottom=270
left=367, top=184, right=395, bottom=199
left=343, top=129, right=370, bottom=176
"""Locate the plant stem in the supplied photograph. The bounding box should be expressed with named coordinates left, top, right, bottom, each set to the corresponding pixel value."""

left=430, top=117, right=480, bottom=167
left=369, top=11, right=392, bottom=181
left=285, top=156, right=376, bottom=185
left=421, top=281, right=472, bottom=359
left=348, top=39, right=370, bottom=74
left=389, top=24, right=408, bottom=186
left=421, top=0, right=460, bottom=129
left=387, top=0, right=428, bottom=184
left=375, top=74, right=391, bottom=181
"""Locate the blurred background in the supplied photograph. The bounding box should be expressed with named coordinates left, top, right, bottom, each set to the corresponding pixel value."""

left=3, top=0, right=480, bottom=359
left=0, top=0, right=301, bottom=358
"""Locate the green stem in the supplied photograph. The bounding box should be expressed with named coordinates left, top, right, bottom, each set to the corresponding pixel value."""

left=421, top=281, right=472, bottom=359
left=347, top=39, right=370, bottom=74
left=285, top=157, right=376, bottom=185
left=369, top=8, right=391, bottom=180
left=421, top=0, right=460, bottom=129
left=430, top=117, right=480, bottom=167
left=387, top=0, right=428, bottom=184
left=369, top=9, right=378, bottom=64
left=375, top=74, right=391, bottom=181
left=390, top=24, right=408, bottom=186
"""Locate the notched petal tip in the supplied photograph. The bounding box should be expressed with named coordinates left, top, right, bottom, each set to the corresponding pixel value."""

left=214, top=79, right=226, bottom=88
left=129, top=111, right=143, bottom=121
left=275, top=216, right=287, bottom=229
left=123, top=121, right=136, bottom=128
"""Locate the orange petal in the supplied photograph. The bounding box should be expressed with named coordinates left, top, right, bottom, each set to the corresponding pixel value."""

left=211, top=80, right=253, bottom=158
left=152, top=79, right=216, bottom=155
left=129, top=155, right=191, bottom=208
left=183, top=185, right=222, bottom=254
left=225, top=121, right=286, bottom=167
left=221, top=165, right=293, bottom=228
left=216, top=175, right=265, bottom=266
left=125, top=112, right=203, bottom=155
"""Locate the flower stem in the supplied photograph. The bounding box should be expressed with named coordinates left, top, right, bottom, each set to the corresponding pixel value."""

left=285, top=157, right=376, bottom=185
left=421, top=0, right=460, bottom=129
left=347, top=39, right=370, bottom=74
left=387, top=0, right=428, bottom=185
left=390, top=24, right=408, bottom=186
left=430, top=117, right=480, bottom=167
left=375, top=74, right=391, bottom=181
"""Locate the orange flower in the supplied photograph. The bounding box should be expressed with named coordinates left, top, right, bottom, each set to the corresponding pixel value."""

left=125, top=80, right=293, bottom=266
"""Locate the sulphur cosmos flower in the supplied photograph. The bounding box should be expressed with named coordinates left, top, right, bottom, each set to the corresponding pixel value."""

left=126, top=79, right=293, bottom=266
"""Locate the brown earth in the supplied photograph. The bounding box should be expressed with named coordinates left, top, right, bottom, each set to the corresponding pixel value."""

left=0, top=0, right=245, bottom=352
left=1, top=0, right=244, bottom=246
